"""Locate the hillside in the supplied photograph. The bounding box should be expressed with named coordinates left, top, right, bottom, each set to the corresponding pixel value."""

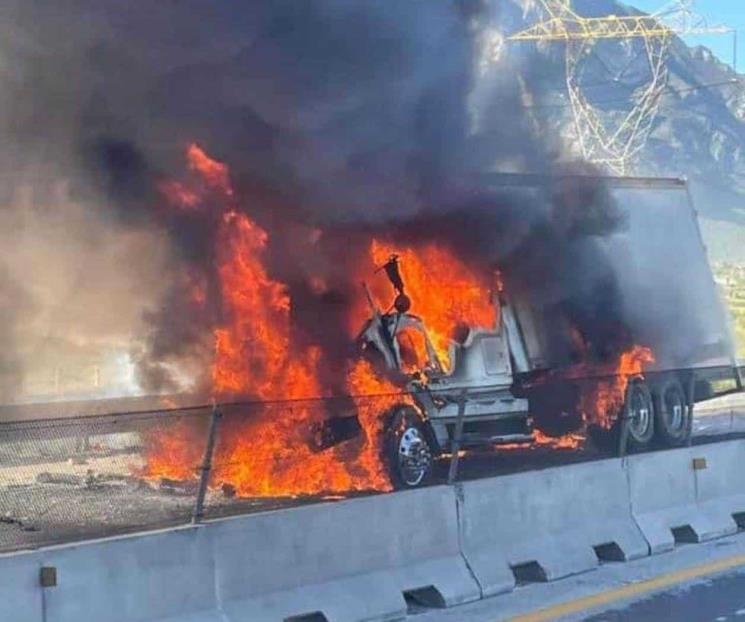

left=496, top=0, right=745, bottom=355
left=502, top=0, right=745, bottom=252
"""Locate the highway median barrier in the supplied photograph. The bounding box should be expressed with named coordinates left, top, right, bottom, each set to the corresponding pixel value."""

left=0, top=485, right=479, bottom=622
left=457, top=458, right=648, bottom=597
left=627, top=440, right=744, bottom=554
left=0, top=551, right=41, bottom=622
left=0, top=526, right=221, bottom=622
left=4, top=440, right=745, bottom=621
left=211, top=485, right=480, bottom=621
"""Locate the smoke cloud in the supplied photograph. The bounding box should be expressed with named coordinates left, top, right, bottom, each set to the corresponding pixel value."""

left=0, top=0, right=633, bottom=401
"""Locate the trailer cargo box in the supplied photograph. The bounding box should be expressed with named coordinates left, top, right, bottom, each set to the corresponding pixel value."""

left=483, top=175, right=737, bottom=384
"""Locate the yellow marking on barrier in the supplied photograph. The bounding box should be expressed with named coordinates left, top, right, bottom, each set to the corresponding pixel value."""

left=507, top=552, right=745, bottom=622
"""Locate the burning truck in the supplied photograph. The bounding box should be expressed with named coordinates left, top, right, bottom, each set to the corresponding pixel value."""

left=142, top=147, right=741, bottom=497
left=325, top=175, right=741, bottom=489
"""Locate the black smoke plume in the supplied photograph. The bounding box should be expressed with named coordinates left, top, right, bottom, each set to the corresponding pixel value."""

left=0, top=0, right=629, bottom=398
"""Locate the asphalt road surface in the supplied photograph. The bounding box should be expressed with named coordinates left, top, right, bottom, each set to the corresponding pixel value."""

left=582, top=567, right=745, bottom=622
left=414, top=531, right=745, bottom=622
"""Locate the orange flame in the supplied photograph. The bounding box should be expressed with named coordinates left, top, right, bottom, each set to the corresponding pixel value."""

left=141, top=418, right=206, bottom=480
left=143, top=144, right=400, bottom=495
left=186, top=143, right=233, bottom=196
left=208, top=213, right=401, bottom=494
left=211, top=210, right=302, bottom=399
left=581, top=345, right=655, bottom=428
left=361, top=239, right=497, bottom=369
left=485, top=429, right=583, bottom=452
left=157, top=180, right=201, bottom=211
left=143, top=142, right=654, bottom=496
left=533, top=429, right=583, bottom=449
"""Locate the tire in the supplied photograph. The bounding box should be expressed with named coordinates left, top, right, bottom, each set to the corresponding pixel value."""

left=654, top=378, right=691, bottom=447
left=624, top=380, right=655, bottom=450
left=384, top=405, right=434, bottom=490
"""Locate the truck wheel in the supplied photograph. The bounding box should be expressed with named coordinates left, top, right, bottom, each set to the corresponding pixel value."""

left=654, top=379, right=691, bottom=447
left=625, top=381, right=655, bottom=450
left=385, top=405, right=434, bottom=490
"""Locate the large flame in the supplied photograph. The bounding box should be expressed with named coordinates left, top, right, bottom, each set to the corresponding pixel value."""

left=208, top=207, right=397, bottom=495
left=142, top=417, right=207, bottom=481
left=187, top=143, right=233, bottom=196
left=580, top=344, right=655, bottom=428
left=361, top=239, right=497, bottom=369
left=212, top=210, right=311, bottom=399
left=145, top=143, right=653, bottom=497
left=147, top=144, right=400, bottom=495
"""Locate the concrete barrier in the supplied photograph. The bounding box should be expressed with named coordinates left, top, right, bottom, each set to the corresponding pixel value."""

left=628, top=440, right=744, bottom=554
left=0, top=526, right=221, bottom=622
left=45, top=527, right=220, bottom=622
left=0, top=551, right=42, bottom=622
left=458, top=458, right=648, bottom=597
left=695, top=440, right=745, bottom=528
left=212, top=486, right=480, bottom=621
left=3, top=440, right=745, bottom=621
left=0, top=486, right=479, bottom=622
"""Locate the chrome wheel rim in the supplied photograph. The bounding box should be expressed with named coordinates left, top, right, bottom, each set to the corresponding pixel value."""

left=398, top=426, right=431, bottom=486
left=628, top=390, right=651, bottom=439
left=664, top=387, right=686, bottom=433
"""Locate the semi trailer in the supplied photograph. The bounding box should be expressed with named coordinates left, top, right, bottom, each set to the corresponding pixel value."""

left=352, top=174, right=743, bottom=489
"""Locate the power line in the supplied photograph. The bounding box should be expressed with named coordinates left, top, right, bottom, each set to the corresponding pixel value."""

left=507, top=0, right=737, bottom=174
left=522, top=78, right=739, bottom=110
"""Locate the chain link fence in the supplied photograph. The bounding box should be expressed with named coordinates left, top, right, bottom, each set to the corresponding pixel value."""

left=0, top=407, right=210, bottom=552
left=0, top=394, right=411, bottom=552
left=201, top=395, right=404, bottom=520
left=1, top=372, right=744, bottom=553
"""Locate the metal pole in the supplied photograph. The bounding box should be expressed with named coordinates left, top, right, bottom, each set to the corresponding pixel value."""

left=447, top=391, right=467, bottom=485
left=733, top=29, right=738, bottom=74
left=618, top=382, right=632, bottom=458
left=192, top=404, right=222, bottom=524
left=686, top=373, right=696, bottom=447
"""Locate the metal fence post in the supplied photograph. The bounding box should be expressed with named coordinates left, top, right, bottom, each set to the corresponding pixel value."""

left=192, top=403, right=222, bottom=524
left=447, top=390, right=467, bottom=485
left=617, top=382, right=631, bottom=458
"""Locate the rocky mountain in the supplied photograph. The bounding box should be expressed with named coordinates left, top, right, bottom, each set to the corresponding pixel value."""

left=501, top=0, right=745, bottom=260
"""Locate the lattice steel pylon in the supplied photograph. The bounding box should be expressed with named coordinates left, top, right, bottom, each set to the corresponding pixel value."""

left=509, top=1, right=733, bottom=175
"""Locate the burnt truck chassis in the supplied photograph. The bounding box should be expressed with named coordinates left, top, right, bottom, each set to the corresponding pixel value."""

left=355, top=286, right=722, bottom=489
left=339, top=175, right=743, bottom=490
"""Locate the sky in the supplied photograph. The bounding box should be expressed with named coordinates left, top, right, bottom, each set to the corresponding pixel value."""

left=629, top=1, right=743, bottom=70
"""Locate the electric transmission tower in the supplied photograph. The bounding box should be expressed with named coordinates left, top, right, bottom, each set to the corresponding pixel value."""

left=508, top=0, right=735, bottom=175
